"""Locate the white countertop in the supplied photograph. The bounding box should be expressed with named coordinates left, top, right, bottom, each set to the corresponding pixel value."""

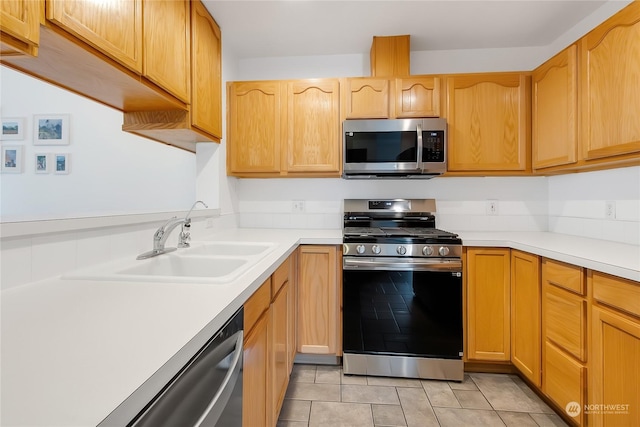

left=1, top=228, right=638, bottom=426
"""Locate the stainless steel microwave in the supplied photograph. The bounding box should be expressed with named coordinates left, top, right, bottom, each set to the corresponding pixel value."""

left=342, top=118, right=447, bottom=179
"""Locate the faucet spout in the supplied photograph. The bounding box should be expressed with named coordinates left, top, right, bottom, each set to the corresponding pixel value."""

left=137, top=201, right=209, bottom=260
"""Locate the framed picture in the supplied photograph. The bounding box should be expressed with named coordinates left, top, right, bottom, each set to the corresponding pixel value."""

left=35, top=153, right=50, bottom=174
left=33, top=114, right=70, bottom=145
left=1, top=145, right=24, bottom=173
left=1, top=118, right=25, bottom=140
left=54, top=153, right=70, bottom=174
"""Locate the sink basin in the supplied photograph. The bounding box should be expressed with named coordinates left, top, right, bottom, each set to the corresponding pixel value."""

left=117, top=256, right=247, bottom=278
left=183, top=242, right=275, bottom=257
left=64, top=255, right=250, bottom=284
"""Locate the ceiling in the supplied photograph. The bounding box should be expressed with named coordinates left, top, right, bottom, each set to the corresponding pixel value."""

left=203, top=0, right=608, bottom=59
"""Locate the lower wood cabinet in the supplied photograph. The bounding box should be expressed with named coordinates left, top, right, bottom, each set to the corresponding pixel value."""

left=297, top=245, right=341, bottom=356
left=243, top=281, right=270, bottom=427
left=510, top=250, right=541, bottom=387
left=590, top=272, right=640, bottom=427
left=243, top=253, right=297, bottom=427
left=542, top=259, right=587, bottom=426
left=465, top=247, right=511, bottom=361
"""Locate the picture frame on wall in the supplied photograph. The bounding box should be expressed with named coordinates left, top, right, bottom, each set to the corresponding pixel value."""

left=1, top=118, right=25, bottom=140
left=35, top=153, right=50, bottom=174
left=33, top=114, right=70, bottom=145
left=54, top=153, right=70, bottom=174
left=1, top=145, right=24, bottom=173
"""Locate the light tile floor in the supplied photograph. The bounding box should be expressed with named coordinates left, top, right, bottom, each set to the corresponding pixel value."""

left=277, top=365, right=569, bottom=427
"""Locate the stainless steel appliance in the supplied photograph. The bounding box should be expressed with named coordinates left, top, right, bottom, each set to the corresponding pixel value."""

left=342, top=118, right=446, bottom=179
left=342, top=199, right=463, bottom=381
left=99, top=308, right=244, bottom=427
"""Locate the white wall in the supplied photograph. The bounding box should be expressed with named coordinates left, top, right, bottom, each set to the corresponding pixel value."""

left=548, top=166, right=640, bottom=245
left=0, top=67, right=197, bottom=222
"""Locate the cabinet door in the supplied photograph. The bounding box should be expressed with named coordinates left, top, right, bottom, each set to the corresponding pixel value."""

left=287, top=250, right=298, bottom=372
left=544, top=341, right=586, bottom=426
left=446, top=73, right=530, bottom=172
left=297, top=245, right=340, bottom=355
left=580, top=2, right=640, bottom=161
left=243, top=313, right=268, bottom=427
left=191, top=0, right=222, bottom=138
left=590, top=306, right=640, bottom=427
left=1, top=0, right=39, bottom=53
left=270, top=282, right=289, bottom=425
left=285, top=79, right=341, bottom=173
left=395, top=76, right=440, bottom=118
left=510, top=250, right=541, bottom=386
left=143, top=0, right=189, bottom=102
left=227, top=81, right=282, bottom=174
left=344, top=78, right=390, bottom=119
left=466, top=248, right=511, bottom=361
left=47, top=0, right=143, bottom=72
left=532, top=45, right=578, bottom=170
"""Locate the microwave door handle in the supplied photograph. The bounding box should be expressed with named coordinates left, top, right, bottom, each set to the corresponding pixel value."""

left=416, top=123, right=424, bottom=172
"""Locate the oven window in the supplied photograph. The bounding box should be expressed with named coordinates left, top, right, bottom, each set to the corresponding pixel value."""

left=343, top=270, right=462, bottom=358
left=345, top=131, right=417, bottom=163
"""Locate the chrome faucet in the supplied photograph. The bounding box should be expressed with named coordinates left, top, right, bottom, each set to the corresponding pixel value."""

left=137, top=200, right=208, bottom=260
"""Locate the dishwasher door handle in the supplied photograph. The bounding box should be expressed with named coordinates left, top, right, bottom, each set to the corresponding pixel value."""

left=194, top=330, right=244, bottom=427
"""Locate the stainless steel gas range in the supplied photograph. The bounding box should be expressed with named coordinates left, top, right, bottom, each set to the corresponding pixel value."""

left=342, top=199, right=464, bottom=381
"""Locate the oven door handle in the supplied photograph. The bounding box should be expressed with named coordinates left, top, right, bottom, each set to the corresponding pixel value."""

left=343, top=257, right=462, bottom=272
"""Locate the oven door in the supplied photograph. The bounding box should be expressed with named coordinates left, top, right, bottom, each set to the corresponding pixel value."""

left=342, top=257, right=463, bottom=360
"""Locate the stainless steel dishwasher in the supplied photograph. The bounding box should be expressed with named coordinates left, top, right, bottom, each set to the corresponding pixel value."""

left=99, top=307, right=244, bottom=427
left=131, top=307, right=243, bottom=426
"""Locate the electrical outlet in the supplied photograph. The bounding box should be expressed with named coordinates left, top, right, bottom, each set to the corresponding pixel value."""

left=605, top=201, right=616, bottom=219
left=486, top=200, right=498, bottom=216
left=205, top=217, right=215, bottom=228
left=292, top=200, right=305, bottom=213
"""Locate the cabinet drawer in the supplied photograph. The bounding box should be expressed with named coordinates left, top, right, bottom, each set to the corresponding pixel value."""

left=542, top=258, right=584, bottom=295
left=592, top=271, right=640, bottom=318
left=245, top=278, right=271, bottom=334
left=272, top=257, right=291, bottom=297
left=543, top=341, right=585, bottom=426
left=543, top=283, right=587, bottom=361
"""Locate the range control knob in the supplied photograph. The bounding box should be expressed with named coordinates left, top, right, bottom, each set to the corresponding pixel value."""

left=439, top=246, right=450, bottom=256
left=356, top=245, right=366, bottom=254
left=422, top=246, right=434, bottom=256
left=371, top=245, right=381, bottom=254
left=396, top=246, right=407, bottom=255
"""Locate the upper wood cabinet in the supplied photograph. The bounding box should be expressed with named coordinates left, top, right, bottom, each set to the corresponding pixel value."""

left=580, top=1, right=640, bottom=163
left=144, top=0, right=190, bottom=103
left=47, top=0, right=144, bottom=73
left=2, top=0, right=223, bottom=151
left=284, top=79, right=341, bottom=173
left=510, top=250, right=541, bottom=387
left=191, top=0, right=222, bottom=139
left=445, top=73, right=531, bottom=173
left=465, top=247, right=511, bottom=361
left=344, top=78, right=390, bottom=119
left=370, top=35, right=410, bottom=77
left=227, top=79, right=341, bottom=177
left=344, top=76, right=440, bottom=119
left=0, top=0, right=40, bottom=56
left=532, top=45, right=578, bottom=171
left=227, top=80, right=282, bottom=174
left=395, top=76, right=440, bottom=118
